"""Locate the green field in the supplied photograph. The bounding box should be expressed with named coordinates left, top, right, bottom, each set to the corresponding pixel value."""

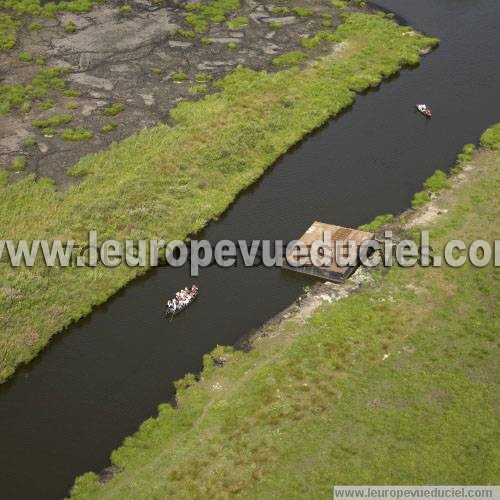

left=0, top=13, right=438, bottom=382
left=70, top=126, right=500, bottom=498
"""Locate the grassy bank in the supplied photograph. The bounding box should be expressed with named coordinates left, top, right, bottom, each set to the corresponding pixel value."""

left=70, top=125, right=500, bottom=498
left=0, top=13, right=437, bottom=382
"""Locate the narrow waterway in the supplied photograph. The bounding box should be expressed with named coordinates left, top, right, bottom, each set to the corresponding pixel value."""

left=1, top=1, right=499, bottom=498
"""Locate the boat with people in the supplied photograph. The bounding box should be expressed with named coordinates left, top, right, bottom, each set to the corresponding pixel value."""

left=165, top=284, right=199, bottom=316
left=416, top=103, right=432, bottom=118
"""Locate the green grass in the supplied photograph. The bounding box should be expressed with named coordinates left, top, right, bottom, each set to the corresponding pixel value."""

left=60, top=127, right=93, bottom=141
left=38, top=98, right=54, bottom=111
left=65, top=20, right=76, bottom=33
left=178, top=29, right=196, bottom=39
left=185, top=13, right=208, bottom=32
left=0, top=13, right=437, bottom=382
left=70, top=128, right=500, bottom=498
left=0, top=167, right=8, bottom=185
left=0, top=66, right=69, bottom=114
left=195, top=72, right=212, bottom=82
left=0, top=0, right=97, bottom=17
left=11, top=156, right=26, bottom=172
left=332, top=0, right=347, bottom=8
left=301, top=29, right=339, bottom=49
left=171, top=71, right=189, bottom=82
left=102, top=103, right=126, bottom=116
left=185, top=0, right=239, bottom=24
left=100, top=121, right=118, bottom=134
left=63, top=89, right=81, bottom=97
left=272, top=50, right=307, bottom=66
left=119, top=4, right=132, bottom=14
left=188, top=83, right=208, bottom=94
left=18, top=51, right=32, bottom=62
left=292, top=6, right=314, bottom=17
left=226, top=15, right=248, bottom=29
left=28, top=21, right=42, bottom=31
left=0, top=12, right=18, bottom=49
left=32, top=113, right=72, bottom=128
left=271, top=6, right=289, bottom=14
left=227, top=41, right=237, bottom=49
left=40, top=126, right=56, bottom=137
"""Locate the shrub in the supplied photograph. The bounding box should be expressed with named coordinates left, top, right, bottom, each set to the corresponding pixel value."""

left=61, top=127, right=93, bottom=141
left=12, top=156, right=26, bottom=172
left=35, top=56, right=47, bottom=65
left=331, top=0, right=347, bottom=8
left=102, top=103, right=125, bottom=116
left=20, top=101, right=31, bottom=113
left=410, top=170, right=449, bottom=209
left=480, top=123, right=500, bottom=150
left=65, top=20, right=76, bottom=33
left=32, top=114, right=72, bottom=128
left=411, top=190, right=430, bottom=208
left=172, top=72, right=189, bottom=82
left=292, top=6, right=313, bottom=17
left=461, top=143, right=475, bottom=155
left=66, top=100, right=78, bottom=110
left=423, top=170, right=449, bottom=192
left=24, top=137, right=37, bottom=147
left=101, top=121, right=118, bottom=133
left=359, top=214, right=394, bottom=232
left=322, top=20, right=332, bottom=27
left=272, top=51, right=306, bottom=66
left=456, top=143, right=475, bottom=163
left=226, top=16, right=248, bottom=29
left=19, top=52, right=33, bottom=62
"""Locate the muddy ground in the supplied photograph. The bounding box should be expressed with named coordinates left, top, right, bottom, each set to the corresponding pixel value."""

left=0, top=0, right=361, bottom=186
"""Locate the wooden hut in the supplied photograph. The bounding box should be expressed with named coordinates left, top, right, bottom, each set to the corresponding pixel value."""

left=283, top=221, right=375, bottom=282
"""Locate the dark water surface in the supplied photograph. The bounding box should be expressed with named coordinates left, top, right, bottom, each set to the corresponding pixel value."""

left=1, top=1, right=499, bottom=498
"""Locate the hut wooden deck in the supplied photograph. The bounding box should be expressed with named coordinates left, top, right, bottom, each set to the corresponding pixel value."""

left=283, top=221, right=375, bottom=282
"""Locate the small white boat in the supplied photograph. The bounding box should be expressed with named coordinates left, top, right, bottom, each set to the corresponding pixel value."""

left=165, top=284, right=198, bottom=316
left=416, top=103, right=432, bottom=118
